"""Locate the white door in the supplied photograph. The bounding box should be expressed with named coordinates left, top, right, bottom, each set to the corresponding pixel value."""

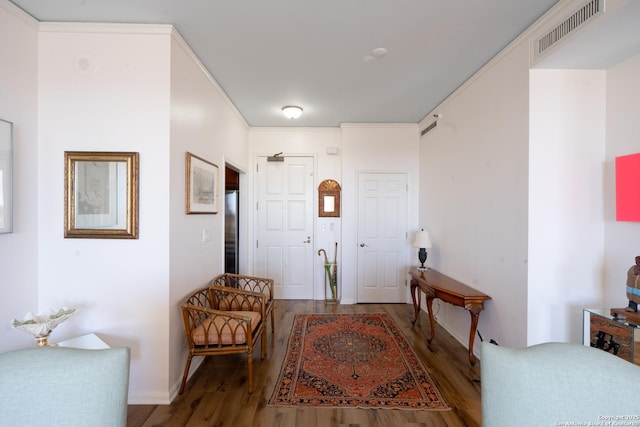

left=255, top=156, right=314, bottom=299
left=357, top=173, right=408, bottom=303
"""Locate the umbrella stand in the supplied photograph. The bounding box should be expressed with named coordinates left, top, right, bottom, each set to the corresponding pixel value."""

left=318, top=245, right=338, bottom=303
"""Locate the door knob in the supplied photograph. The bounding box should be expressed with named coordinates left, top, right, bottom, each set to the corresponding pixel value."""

left=303, top=237, right=311, bottom=243
left=359, top=243, right=368, bottom=247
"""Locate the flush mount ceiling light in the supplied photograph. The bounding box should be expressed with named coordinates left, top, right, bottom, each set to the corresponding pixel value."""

left=282, top=105, right=303, bottom=119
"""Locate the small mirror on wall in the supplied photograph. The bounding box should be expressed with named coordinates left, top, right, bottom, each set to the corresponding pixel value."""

left=0, top=119, right=13, bottom=234
left=318, top=179, right=341, bottom=217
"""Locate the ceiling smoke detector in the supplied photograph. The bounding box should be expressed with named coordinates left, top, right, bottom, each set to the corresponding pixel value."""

left=371, top=47, right=388, bottom=58
left=364, top=47, right=389, bottom=62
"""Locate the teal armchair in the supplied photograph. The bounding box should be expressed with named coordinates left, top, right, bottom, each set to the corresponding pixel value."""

left=0, top=346, right=130, bottom=427
left=481, top=342, right=640, bottom=427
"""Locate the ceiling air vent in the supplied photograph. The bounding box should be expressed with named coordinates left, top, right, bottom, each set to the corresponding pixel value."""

left=535, top=0, right=604, bottom=61
left=421, top=120, right=437, bottom=136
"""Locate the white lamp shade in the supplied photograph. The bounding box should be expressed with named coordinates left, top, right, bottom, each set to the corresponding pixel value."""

left=413, top=229, right=432, bottom=248
left=282, top=105, right=303, bottom=119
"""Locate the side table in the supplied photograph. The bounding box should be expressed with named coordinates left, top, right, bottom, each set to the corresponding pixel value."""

left=583, top=309, right=639, bottom=365
left=57, top=333, right=110, bottom=349
left=409, top=267, right=491, bottom=365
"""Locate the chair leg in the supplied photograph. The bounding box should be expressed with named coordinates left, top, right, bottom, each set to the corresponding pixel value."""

left=179, top=354, right=194, bottom=394
left=261, top=329, right=267, bottom=360
left=247, top=352, right=254, bottom=394
left=270, top=308, right=275, bottom=334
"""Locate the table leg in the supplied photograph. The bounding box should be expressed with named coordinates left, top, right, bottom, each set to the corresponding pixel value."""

left=410, top=279, right=421, bottom=325
left=467, top=306, right=482, bottom=365
left=425, top=294, right=436, bottom=344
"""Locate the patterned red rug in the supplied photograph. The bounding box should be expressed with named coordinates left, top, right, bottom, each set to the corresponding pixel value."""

left=268, top=312, right=449, bottom=410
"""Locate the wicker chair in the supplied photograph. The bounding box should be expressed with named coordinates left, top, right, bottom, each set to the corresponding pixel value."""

left=209, top=273, right=275, bottom=334
left=179, top=285, right=267, bottom=394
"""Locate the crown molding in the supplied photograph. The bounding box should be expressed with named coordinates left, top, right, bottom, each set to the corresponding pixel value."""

left=1, top=0, right=39, bottom=29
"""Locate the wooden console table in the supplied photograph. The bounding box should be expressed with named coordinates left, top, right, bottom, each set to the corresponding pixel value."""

left=409, top=267, right=491, bottom=365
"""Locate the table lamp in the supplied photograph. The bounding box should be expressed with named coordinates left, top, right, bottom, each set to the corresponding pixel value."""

left=413, top=229, right=432, bottom=270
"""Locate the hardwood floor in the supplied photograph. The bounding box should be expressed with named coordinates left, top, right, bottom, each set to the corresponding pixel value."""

left=127, top=300, right=482, bottom=427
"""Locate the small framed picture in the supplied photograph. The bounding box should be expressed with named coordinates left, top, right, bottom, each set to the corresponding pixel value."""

left=0, top=119, right=13, bottom=234
left=186, top=152, right=218, bottom=214
left=64, top=151, right=139, bottom=239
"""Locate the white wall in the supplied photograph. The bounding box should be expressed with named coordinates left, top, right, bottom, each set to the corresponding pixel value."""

left=604, top=53, right=640, bottom=308
left=418, top=0, right=640, bottom=351
left=341, top=124, right=420, bottom=305
left=529, top=69, right=606, bottom=344
left=0, top=2, right=39, bottom=351
left=36, top=24, right=173, bottom=403
left=526, top=1, right=640, bottom=346
left=0, top=13, right=250, bottom=403
left=169, top=34, right=249, bottom=399
left=418, top=41, right=531, bottom=349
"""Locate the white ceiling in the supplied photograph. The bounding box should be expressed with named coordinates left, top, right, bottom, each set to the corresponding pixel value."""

left=10, top=0, right=560, bottom=127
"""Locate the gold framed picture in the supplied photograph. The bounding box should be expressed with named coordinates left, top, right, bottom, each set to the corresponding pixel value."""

left=64, top=151, right=139, bottom=239
left=186, top=152, right=218, bottom=214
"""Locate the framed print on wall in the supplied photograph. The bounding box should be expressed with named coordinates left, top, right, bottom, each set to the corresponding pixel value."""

left=186, top=152, right=218, bottom=214
left=0, top=119, right=13, bottom=234
left=64, top=151, right=139, bottom=239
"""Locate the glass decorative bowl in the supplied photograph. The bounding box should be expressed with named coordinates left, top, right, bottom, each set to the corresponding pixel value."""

left=11, top=308, right=78, bottom=346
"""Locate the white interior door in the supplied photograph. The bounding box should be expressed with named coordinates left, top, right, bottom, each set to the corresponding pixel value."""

left=357, top=173, right=408, bottom=303
left=255, top=156, right=314, bottom=299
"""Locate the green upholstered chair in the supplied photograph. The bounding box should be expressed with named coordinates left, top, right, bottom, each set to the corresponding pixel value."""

left=481, top=342, right=640, bottom=427
left=0, top=346, right=130, bottom=427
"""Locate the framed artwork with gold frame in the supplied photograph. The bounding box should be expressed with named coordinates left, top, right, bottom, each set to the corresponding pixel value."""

left=64, top=151, right=139, bottom=239
left=186, top=152, right=218, bottom=214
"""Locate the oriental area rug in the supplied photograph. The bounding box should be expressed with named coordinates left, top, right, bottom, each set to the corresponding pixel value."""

left=268, top=312, right=449, bottom=410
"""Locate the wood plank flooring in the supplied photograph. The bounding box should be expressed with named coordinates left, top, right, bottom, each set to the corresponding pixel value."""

left=127, top=300, right=482, bottom=427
